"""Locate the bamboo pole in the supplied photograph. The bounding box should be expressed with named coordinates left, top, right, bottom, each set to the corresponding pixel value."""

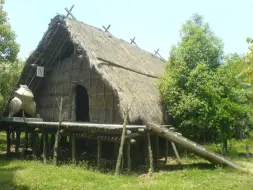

left=97, top=139, right=101, bottom=169
left=147, top=133, right=154, bottom=173
left=43, top=131, right=48, bottom=164
left=71, top=134, right=76, bottom=164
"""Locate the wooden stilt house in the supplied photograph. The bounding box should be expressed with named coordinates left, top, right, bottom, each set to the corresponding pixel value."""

left=0, top=15, right=242, bottom=171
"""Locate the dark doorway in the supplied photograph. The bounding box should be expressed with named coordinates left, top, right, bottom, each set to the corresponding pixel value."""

left=75, top=85, right=90, bottom=122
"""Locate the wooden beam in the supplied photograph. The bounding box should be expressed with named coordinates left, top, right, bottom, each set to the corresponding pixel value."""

left=97, top=139, right=101, bottom=169
left=71, top=134, right=76, bottom=164
left=147, top=133, right=154, bottom=173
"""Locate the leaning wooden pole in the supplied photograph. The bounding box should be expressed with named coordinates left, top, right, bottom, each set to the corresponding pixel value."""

left=171, top=142, right=182, bottom=164
left=115, top=112, right=128, bottom=176
left=53, top=97, right=63, bottom=166
left=147, top=122, right=242, bottom=170
left=147, top=133, right=154, bottom=173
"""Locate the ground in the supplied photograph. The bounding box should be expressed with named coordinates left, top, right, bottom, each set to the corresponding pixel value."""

left=0, top=132, right=253, bottom=190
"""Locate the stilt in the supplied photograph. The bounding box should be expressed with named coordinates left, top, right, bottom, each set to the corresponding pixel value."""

left=6, top=129, right=11, bottom=156
left=155, top=135, right=159, bottom=164
left=43, top=132, right=48, bottom=164
left=165, top=140, right=168, bottom=164
left=147, top=133, right=154, bottom=173
left=21, top=133, right=26, bottom=160
left=171, top=142, right=182, bottom=164
left=11, top=132, right=15, bottom=142
left=127, top=143, right=131, bottom=173
left=24, top=131, right=29, bottom=150
left=71, top=134, right=76, bottom=164
left=97, top=139, right=101, bottom=169
left=32, top=131, right=37, bottom=158
left=15, top=131, right=21, bottom=154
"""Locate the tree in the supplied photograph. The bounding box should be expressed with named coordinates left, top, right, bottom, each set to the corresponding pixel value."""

left=0, top=1, right=23, bottom=113
left=0, top=0, right=19, bottom=63
left=159, top=14, right=252, bottom=154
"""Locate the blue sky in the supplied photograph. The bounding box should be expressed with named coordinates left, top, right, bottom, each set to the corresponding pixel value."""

left=4, top=0, right=253, bottom=60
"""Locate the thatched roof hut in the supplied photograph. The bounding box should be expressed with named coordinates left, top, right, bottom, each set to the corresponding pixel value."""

left=17, top=15, right=167, bottom=125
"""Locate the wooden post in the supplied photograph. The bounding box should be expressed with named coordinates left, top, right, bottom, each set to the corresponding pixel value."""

left=15, top=131, right=21, bottom=154
left=11, top=132, right=15, bottom=141
left=6, top=129, right=11, bottom=156
left=32, top=131, right=37, bottom=158
left=71, top=134, right=76, bottom=164
left=127, top=143, right=131, bottom=173
left=97, top=139, right=101, bottom=169
left=147, top=133, right=154, bottom=173
left=43, top=132, right=48, bottom=164
left=155, top=135, right=159, bottom=164
left=21, top=138, right=25, bottom=160
left=24, top=131, right=29, bottom=150
left=165, top=140, right=168, bottom=164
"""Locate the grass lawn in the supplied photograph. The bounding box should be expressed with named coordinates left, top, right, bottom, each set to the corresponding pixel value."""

left=0, top=132, right=253, bottom=190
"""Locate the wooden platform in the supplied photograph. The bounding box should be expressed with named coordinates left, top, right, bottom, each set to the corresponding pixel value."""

left=0, top=117, right=146, bottom=134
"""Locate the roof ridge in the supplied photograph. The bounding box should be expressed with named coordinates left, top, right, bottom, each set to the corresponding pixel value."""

left=63, top=15, right=167, bottom=63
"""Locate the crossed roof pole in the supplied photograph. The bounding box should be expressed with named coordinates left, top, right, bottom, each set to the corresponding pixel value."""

left=64, top=5, right=165, bottom=60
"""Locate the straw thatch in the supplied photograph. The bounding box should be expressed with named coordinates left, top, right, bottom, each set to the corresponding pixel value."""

left=17, top=15, right=167, bottom=124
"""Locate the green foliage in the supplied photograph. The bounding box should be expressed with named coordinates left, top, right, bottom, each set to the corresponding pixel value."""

left=159, top=14, right=252, bottom=153
left=169, top=13, right=224, bottom=70
left=0, top=59, right=23, bottom=112
left=0, top=1, right=23, bottom=113
left=0, top=1, right=19, bottom=63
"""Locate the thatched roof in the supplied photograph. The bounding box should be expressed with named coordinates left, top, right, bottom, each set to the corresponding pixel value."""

left=18, top=15, right=167, bottom=124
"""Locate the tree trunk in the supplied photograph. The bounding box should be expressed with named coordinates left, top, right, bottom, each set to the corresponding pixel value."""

left=222, top=139, right=228, bottom=156
left=115, top=112, right=128, bottom=176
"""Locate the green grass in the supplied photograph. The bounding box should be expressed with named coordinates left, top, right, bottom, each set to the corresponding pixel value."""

left=0, top=132, right=253, bottom=190
left=0, top=159, right=253, bottom=190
